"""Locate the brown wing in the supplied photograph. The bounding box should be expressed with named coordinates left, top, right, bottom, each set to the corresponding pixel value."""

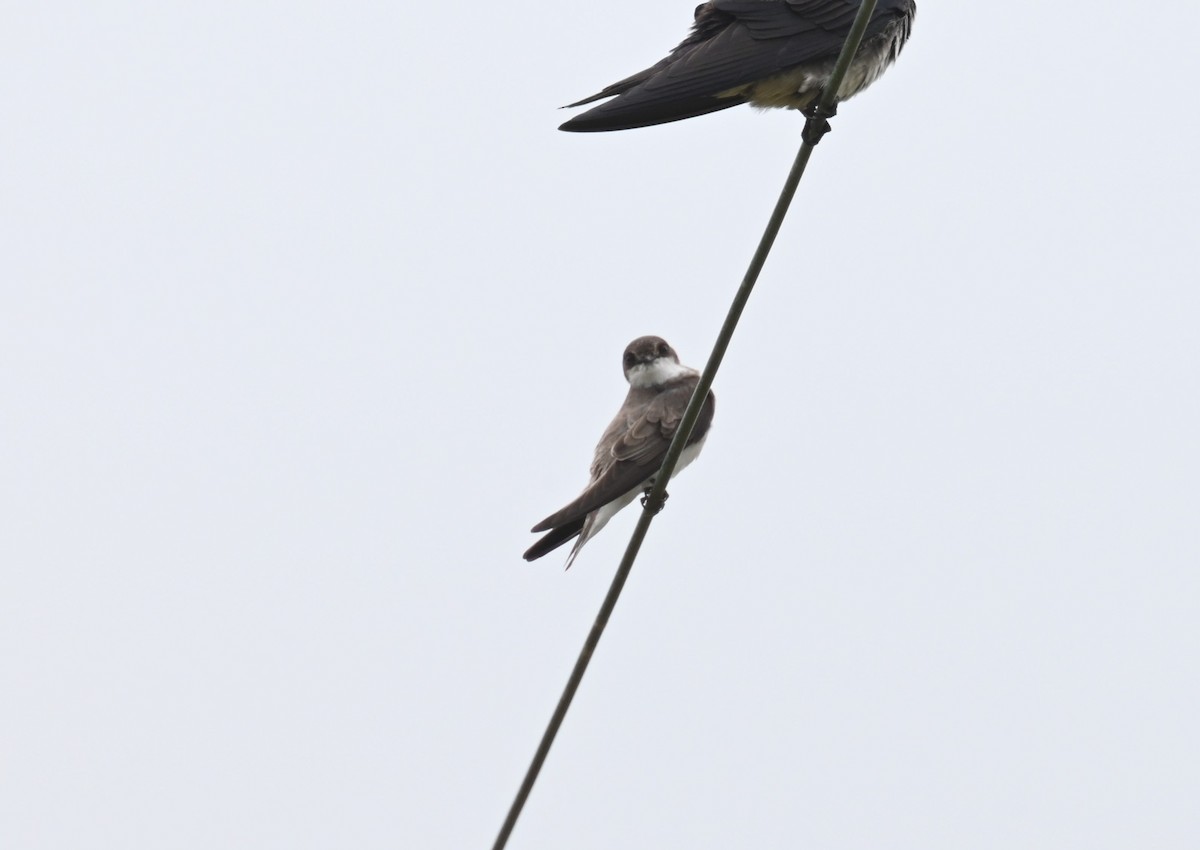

left=522, top=516, right=587, bottom=561
left=529, top=381, right=713, bottom=534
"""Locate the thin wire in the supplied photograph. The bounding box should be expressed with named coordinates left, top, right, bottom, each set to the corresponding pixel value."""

left=493, top=4, right=880, bottom=847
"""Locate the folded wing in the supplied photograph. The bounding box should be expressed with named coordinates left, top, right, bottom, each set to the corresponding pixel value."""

left=523, top=384, right=715, bottom=560
left=560, top=0, right=909, bottom=132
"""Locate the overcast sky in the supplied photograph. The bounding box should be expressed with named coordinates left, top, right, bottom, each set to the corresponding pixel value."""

left=3, top=2, right=1199, bottom=848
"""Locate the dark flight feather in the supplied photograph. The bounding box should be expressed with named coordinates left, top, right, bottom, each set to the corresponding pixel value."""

left=522, top=518, right=587, bottom=561
left=523, top=385, right=715, bottom=561
left=530, top=384, right=714, bottom=533
left=560, top=0, right=915, bottom=132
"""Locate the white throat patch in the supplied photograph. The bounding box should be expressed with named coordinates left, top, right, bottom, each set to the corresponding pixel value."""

left=627, top=358, right=694, bottom=389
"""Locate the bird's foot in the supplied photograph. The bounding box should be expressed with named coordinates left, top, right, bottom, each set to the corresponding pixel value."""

left=640, top=487, right=668, bottom=515
left=801, top=101, right=838, bottom=146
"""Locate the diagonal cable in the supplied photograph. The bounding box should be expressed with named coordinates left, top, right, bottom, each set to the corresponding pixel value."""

left=493, top=3, right=880, bottom=846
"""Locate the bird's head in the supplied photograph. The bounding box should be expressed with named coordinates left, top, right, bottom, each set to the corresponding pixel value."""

left=622, top=336, right=690, bottom=388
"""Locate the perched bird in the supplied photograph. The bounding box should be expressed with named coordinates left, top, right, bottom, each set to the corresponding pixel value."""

left=559, top=0, right=916, bottom=133
left=524, top=336, right=716, bottom=568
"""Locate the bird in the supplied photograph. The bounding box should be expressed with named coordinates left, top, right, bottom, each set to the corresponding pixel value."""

left=558, top=0, right=916, bottom=133
left=524, top=336, right=716, bottom=568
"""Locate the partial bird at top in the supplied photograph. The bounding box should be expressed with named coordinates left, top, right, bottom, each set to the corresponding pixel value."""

left=559, top=0, right=916, bottom=133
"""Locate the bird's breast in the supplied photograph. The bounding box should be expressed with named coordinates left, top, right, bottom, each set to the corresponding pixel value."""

left=735, top=16, right=914, bottom=111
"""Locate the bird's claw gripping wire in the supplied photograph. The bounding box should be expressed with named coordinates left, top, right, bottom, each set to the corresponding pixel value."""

left=640, top=487, right=668, bottom=514
left=802, top=101, right=838, bottom=146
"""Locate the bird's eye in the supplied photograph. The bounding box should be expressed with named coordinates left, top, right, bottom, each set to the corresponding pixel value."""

left=658, top=343, right=670, bottom=356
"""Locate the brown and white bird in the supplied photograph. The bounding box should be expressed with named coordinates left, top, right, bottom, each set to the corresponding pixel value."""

left=559, top=0, right=916, bottom=133
left=524, top=337, right=715, bottom=568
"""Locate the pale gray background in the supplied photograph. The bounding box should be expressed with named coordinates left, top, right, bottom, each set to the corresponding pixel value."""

left=2, top=2, right=1198, bottom=848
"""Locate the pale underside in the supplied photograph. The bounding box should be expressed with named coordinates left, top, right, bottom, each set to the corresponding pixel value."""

left=718, top=20, right=910, bottom=111
left=564, top=436, right=708, bottom=570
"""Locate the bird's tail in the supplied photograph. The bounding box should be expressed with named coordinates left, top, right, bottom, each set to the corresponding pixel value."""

left=522, top=519, right=584, bottom=562
left=562, top=513, right=598, bottom=570
left=559, top=93, right=743, bottom=133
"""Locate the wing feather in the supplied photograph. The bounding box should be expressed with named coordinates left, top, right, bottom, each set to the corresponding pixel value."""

left=560, top=0, right=914, bottom=132
left=529, top=382, right=713, bottom=534
left=523, top=517, right=586, bottom=561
